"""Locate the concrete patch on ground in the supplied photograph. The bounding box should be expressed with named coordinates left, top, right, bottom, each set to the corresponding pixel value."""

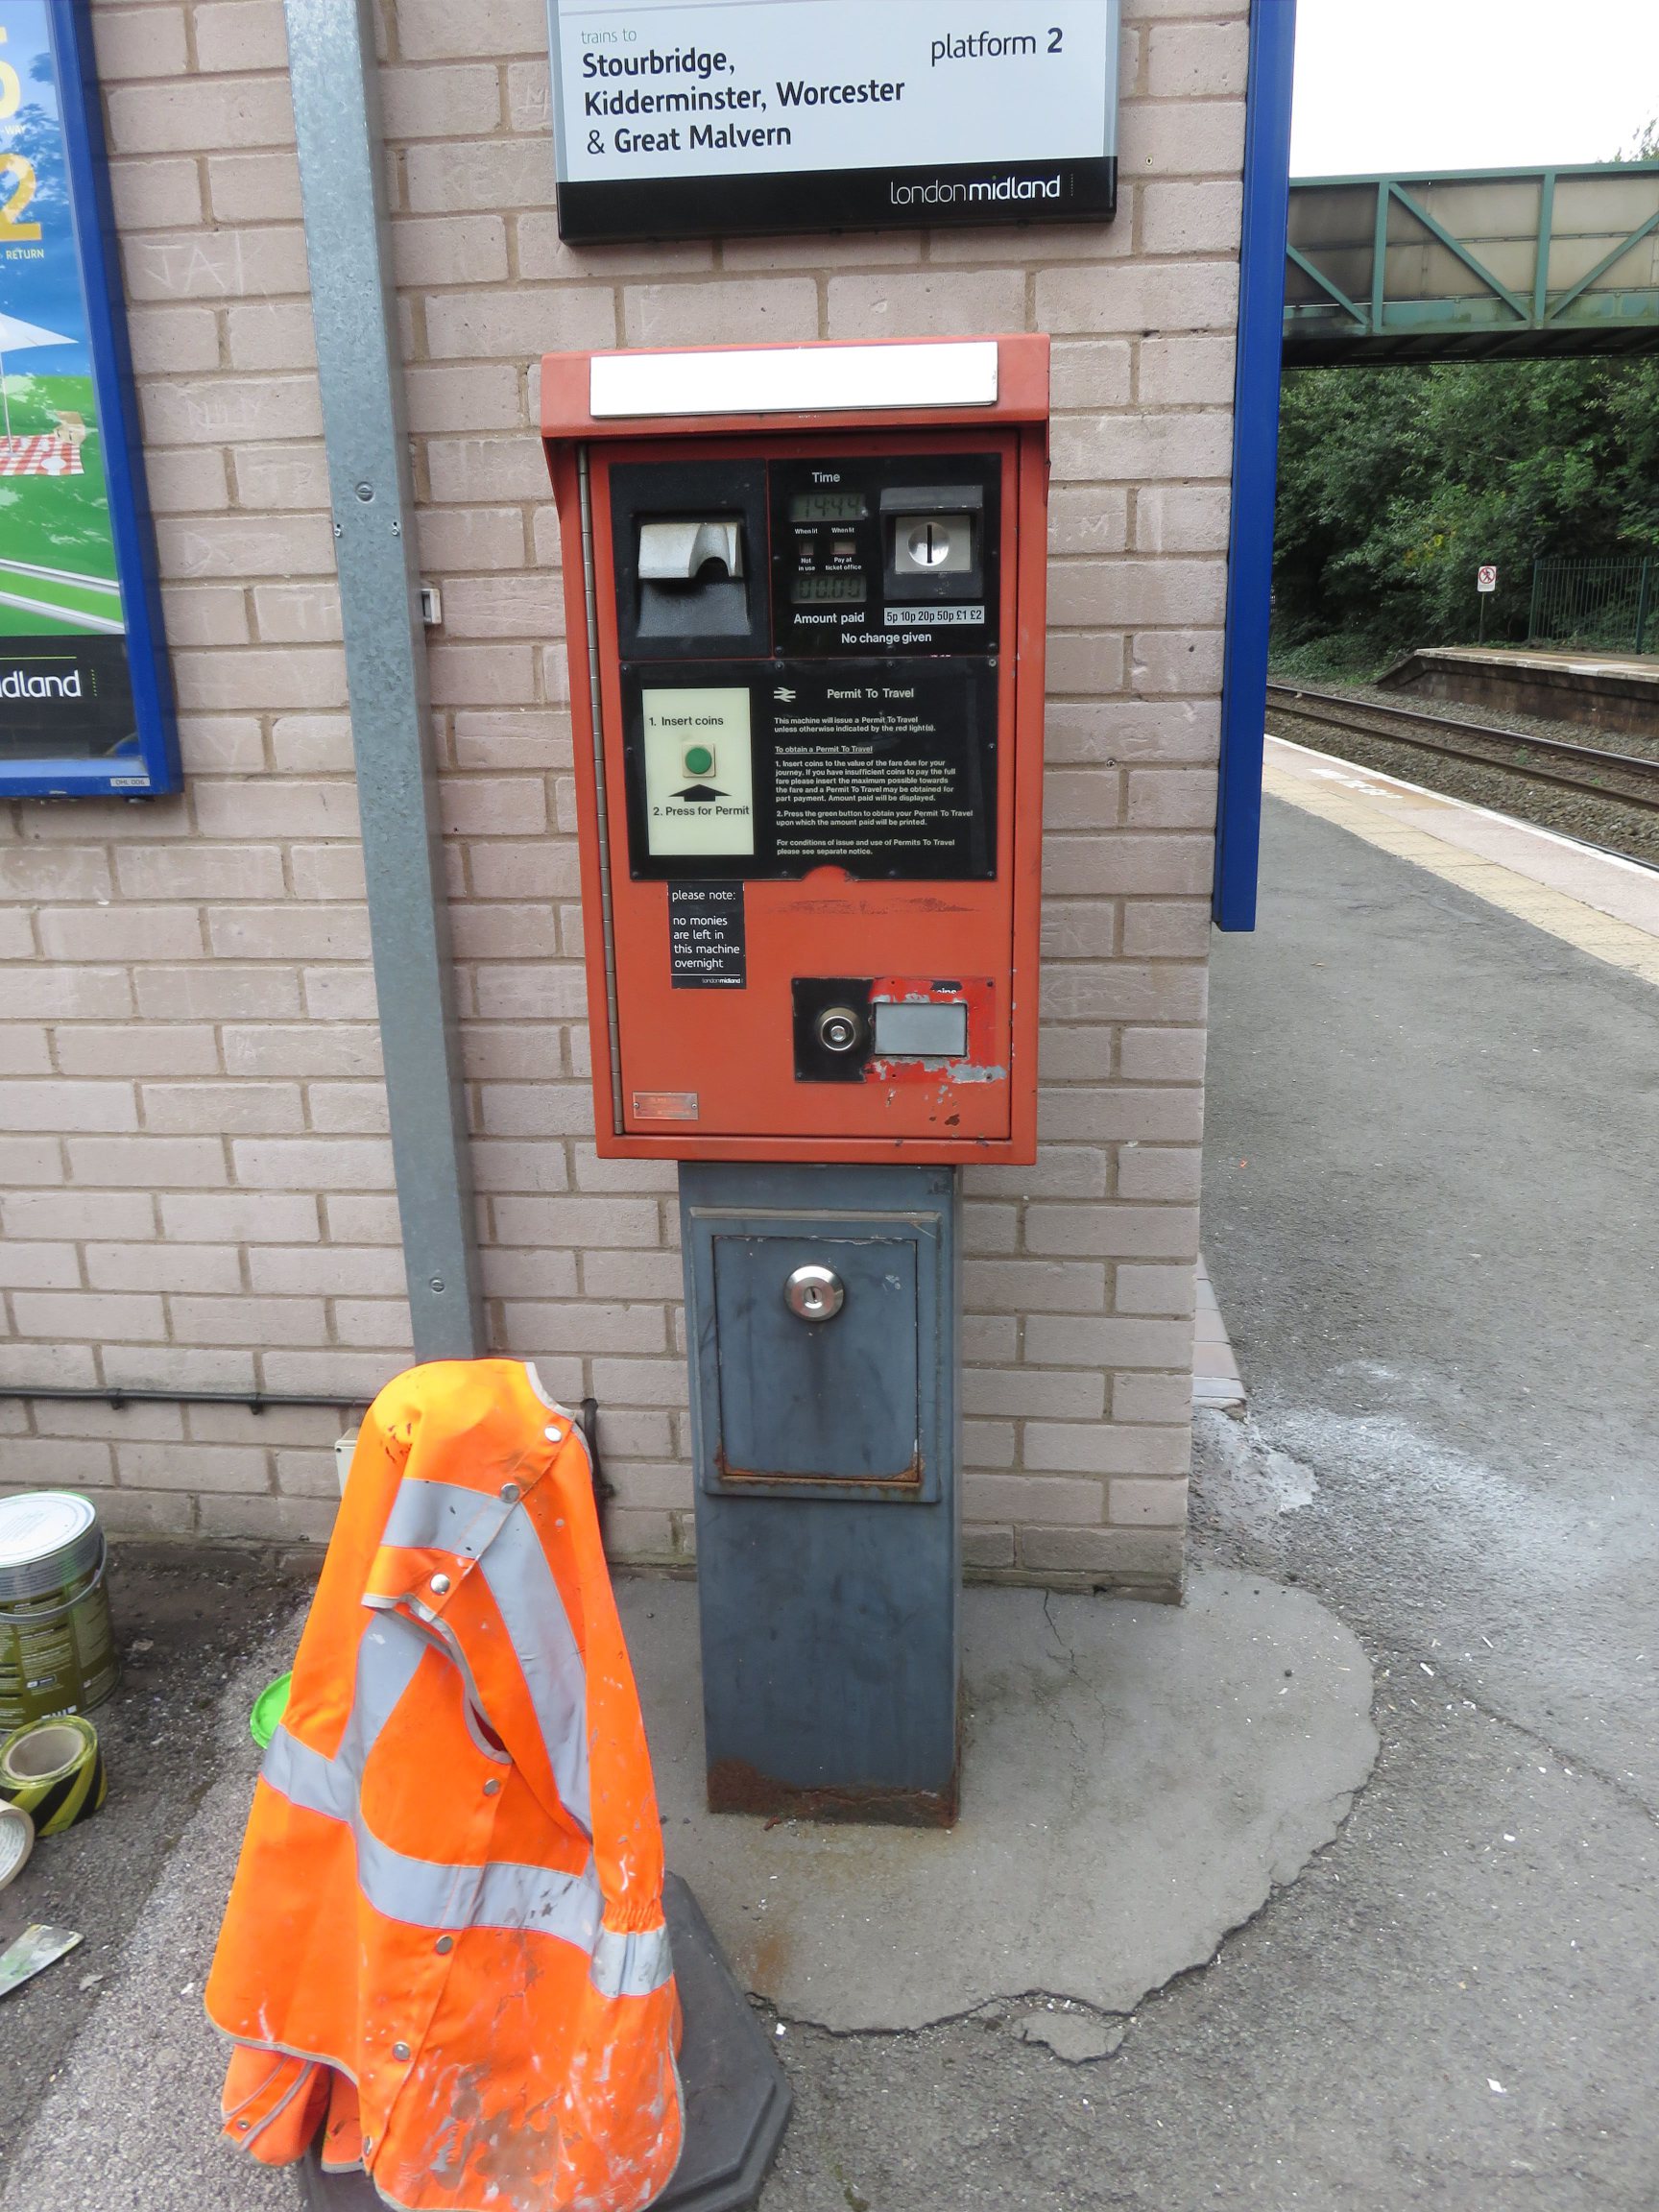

left=624, top=1570, right=1378, bottom=2033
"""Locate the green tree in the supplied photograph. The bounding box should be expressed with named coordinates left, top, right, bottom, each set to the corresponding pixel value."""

left=1272, top=354, right=1659, bottom=660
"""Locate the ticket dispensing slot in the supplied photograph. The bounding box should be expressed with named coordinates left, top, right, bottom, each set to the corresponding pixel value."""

left=637, top=515, right=748, bottom=640
left=874, top=1000, right=970, bottom=1058
left=610, top=459, right=770, bottom=661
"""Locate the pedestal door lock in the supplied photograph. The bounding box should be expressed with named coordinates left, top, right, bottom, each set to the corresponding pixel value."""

left=783, top=1264, right=844, bottom=1321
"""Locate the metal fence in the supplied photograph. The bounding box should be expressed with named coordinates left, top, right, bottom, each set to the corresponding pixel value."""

left=1527, top=556, right=1654, bottom=655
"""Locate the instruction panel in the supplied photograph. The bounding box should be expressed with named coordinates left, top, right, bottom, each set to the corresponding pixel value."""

left=769, top=666, right=994, bottom=877
left=640, top=685, right=755, bottom=856
left=624, top=661, right=997, bottom=882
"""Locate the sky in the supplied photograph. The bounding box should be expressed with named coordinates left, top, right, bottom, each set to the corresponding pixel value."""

left=1290, top=0, right=1659, bottom=178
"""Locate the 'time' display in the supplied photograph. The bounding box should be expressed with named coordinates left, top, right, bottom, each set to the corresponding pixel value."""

left=788, top=489, right=868, bottom=522
left=541, top=336, right=1049, bottom=1163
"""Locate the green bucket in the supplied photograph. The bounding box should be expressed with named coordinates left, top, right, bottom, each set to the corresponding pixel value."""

left=250, top=1671, right=292, bottom=1751
left=0, top=1493, right=118, bottom=1735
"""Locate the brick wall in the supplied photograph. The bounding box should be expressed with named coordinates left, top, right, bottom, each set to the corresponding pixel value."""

left=0, top=0, right=1244, bottom=1593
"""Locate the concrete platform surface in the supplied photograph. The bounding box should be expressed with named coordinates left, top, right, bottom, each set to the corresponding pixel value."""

left=1267, top=733, right=1659, bottom=946
left=1264, top=738, right=1659, bottom=991
left=7, top=779, right=1656, bottom=2207
left=0, top=1604, right=300, bottom=2212
left=1407, top=644, right=1659, bottom=683
left=0, top=1552, right=306, bottom=2176
left=633, top=1572, right=1375, bottom=2032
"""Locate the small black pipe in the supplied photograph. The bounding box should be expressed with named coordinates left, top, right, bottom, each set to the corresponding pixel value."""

left=0, top=1384, right=369, bottom=1415
left=579, top=1394, right=614, bottom=1547
left=5, top=1386, right=616, bottom=1520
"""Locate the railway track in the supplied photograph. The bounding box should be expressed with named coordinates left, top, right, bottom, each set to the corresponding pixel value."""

left=1264, top=683, right=1659, bottom=817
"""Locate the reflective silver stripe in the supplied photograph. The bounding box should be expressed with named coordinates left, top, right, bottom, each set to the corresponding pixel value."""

left=245, top=2055, right=318, bottom=2148
left=377, top=1476, right=591, bottom=1837
left=475, top=1857, right=600, bottom=1939
left=222, top=2051, right=301, bottom=2128
left=590, top=1922, right=674, bottom=1999
left=381, top=1476, right=514, bottom=1563
left=478, top=1497, right=590, bottom=1836
left=261, top=1615, right=601, bottom=1947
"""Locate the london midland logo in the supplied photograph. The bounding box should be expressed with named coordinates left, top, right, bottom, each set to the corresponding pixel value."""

left=672, top=738, right=727, bottom=802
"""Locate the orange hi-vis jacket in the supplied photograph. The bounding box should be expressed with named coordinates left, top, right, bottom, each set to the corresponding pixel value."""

left=205, top=1359, right=684, bottom=2212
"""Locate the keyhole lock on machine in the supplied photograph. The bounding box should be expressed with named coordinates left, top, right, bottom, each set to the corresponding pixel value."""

left=784, top=1264, right=845, bottom=1322
left=816, top=1005, right=866, bottom=1055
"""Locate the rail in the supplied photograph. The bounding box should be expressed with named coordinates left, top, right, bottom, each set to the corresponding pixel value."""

left=1263, top=683, right=1659, bottom=815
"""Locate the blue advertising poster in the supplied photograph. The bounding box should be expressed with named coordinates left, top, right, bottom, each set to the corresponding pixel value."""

left=0, top=0, right=176, bottom=795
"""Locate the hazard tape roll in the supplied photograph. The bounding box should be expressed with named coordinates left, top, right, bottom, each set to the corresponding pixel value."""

left=0, top=1800, right=32, bottom=1890
left=0, top=1714, right=107, bottom=1837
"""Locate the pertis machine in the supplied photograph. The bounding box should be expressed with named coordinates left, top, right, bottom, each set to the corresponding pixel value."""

left=542, top=337, right=1049, bottom=1822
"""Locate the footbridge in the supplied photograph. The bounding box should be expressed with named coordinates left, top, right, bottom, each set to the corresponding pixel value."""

left=1284, top=161, right=1659, bottom=362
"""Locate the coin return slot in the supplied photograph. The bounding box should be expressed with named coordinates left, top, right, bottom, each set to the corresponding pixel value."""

left=873, top=1002, right=969, bottom=1059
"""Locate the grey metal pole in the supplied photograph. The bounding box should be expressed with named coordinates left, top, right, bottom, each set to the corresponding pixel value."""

left=282, top=0, right=484, bottom=1360
left=1636, top=557, right=1652, bottom=658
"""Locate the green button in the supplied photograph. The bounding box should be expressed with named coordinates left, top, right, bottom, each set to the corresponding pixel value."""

left=685, top=745, right=714, bottom=776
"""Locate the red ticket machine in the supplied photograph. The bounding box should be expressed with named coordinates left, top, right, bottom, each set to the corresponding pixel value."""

left=541, top=336, right=1049, bottom=1164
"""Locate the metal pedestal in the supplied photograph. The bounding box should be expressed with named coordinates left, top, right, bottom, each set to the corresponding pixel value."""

left=297, top=1878, right=788, bottom=2212
left=679, top=1163, right=961, bottom=1826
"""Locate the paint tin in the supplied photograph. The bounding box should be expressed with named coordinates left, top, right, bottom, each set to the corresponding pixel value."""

left=0, top=1493, right=118, bottom=1733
